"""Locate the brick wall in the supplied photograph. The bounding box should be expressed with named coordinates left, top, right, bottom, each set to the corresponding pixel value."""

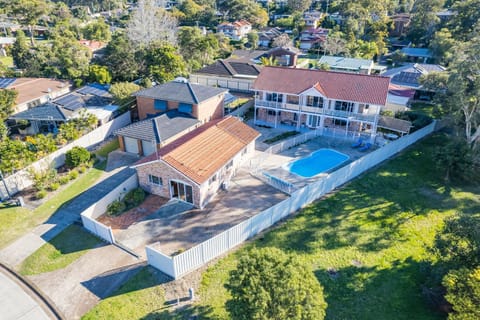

left=137, top=161, right=202, bottom=208
left=137, top=96, right=155, bottom=120
left=194, top=95, right=224, bottom=123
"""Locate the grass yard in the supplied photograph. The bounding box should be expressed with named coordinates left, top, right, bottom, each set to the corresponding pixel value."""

left=0, top=138, right=119, bottom=249
left=410, top=102, right=438, bottom=118
left=94, top=139, right=119, bottom=158
left=0, top=56, right=14, bottom=68
left=82, top=267, right=169, bottom=320
left=18, top=224, right=103, bottom=275
left=189, top=134, right=480, bottom=320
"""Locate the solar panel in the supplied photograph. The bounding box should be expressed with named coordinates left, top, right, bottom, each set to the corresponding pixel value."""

left=54, top=94, right=75, bottom=106
left=63, top=100, right=84, bottom=111
left=0, top=78, right=16, bottom=89
left=77, top=85, right=107, bottom=97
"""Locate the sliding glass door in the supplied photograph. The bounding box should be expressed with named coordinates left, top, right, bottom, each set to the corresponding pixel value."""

left=170, top=180, right=193, bottom=204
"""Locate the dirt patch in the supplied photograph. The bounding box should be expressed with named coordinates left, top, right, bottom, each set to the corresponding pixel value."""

left=97, top=195, right=169, bottom=231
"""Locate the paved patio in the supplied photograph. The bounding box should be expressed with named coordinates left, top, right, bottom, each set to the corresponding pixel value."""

left=112, top=168, right=289, bottom=256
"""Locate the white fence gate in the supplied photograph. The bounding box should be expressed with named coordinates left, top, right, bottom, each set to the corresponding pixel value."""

left=148, top=121, right=436, bottom=279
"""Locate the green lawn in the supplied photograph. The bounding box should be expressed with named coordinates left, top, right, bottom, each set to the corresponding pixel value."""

left=94, top=139, right=119, bottom=158
left=0, top=56, right=14, bottom=68
left=189, top=134, right=479, bottom=320
left=410, top=102, right=438, bottom=118
left=0, top=142, right=117, bottom=249
left=77, top=134, right=479, bottom=319
left=82, top=267, right=169, bottom=320
left=18, top=224, right=103, bottom=275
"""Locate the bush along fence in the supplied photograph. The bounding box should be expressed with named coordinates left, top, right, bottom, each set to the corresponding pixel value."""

left=146, top=120, right=437, bottom=279
left=0, top=112, right=131, bottom=200
left=80, top=173, right=138, bottom=243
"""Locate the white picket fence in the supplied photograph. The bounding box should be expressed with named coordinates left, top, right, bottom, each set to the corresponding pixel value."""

left=0, top=112, right=131, bottom=199
left=147, top=121, right=437, bottom=279
left=80, top=173, right=138, bottom=243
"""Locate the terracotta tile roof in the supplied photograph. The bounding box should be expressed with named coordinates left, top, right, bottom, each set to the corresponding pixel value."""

left=253, top=66, right=390, bottom=106
left=7, top=77, right=71, bottom=105
left=134, top=117, right=260, bottom=184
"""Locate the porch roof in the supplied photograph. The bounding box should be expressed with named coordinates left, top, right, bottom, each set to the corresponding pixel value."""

left=377, top=115, right=412, bottom=133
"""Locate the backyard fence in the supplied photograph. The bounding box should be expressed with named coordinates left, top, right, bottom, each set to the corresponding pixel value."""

left=0, top=112, right=131, bottom=200
left=146, top=121, right=437, bottom=279
left=80, top=172, right=138, bottom=243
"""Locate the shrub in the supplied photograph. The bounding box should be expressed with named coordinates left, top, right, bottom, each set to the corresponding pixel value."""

left=78, top=165, right=87, bottom=173
left=65, top=146, right=91, bottom=168
left=48, top=182, right=60, bottom=191
left=123, top=188, right=146, bottom=209
left=36, top=189, right=47, bottom=199
left=68, top=169, right=79, bottom=180
left=29, top=168, right=57, bottom=191
left=396, top=111, right=433, bottom=132
left=58, top=176, right=70, bottom=185
left=107, top=200, right=126, bottom=216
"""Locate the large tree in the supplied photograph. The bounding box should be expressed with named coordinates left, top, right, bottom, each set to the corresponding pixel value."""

left=10, top=0, right=50, bottom=46
left=227, top=247, right=327, bottom=320
left=217, top=0, right=268, bottom=27
left=0, top=89, right=18, bottom=122
left=101, top=32, right=141, bottom=81
left=408, top=0, right=444, bottom=45
left=421, top=38, right=480, bottom=150
left=127, top=0, right=177, bottom=47
left=443, top=267, right=480, bottom=320
left=144, top=43, right=186, bottom=83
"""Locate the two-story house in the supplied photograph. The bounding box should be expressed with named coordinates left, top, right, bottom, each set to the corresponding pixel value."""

left=116, top=79, right=228, bottom=156
left=217, top=20, right=252, bottom=41
left=252, top=67, right=390, bottom=141
left=299, top=27, right=329, bottom=50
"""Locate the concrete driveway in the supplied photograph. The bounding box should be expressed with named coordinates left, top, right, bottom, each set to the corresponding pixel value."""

left=28, top=244, right=141, bottom=320
left=114, top=168, right=289, bottom=256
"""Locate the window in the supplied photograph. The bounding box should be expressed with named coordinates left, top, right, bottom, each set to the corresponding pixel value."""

left=178, top=103, right=193, bottom=114
left=148, top=174, right=163, bottom=186
left=267, top=110, right=278, bottom=116
left=154, top=100, right=167, bottom=111
left=334, top=101, right=354, bottom=112
left=209, top=174, right=217, bottom=184
left=306, top=96, right=323, bottom=108
left=266, top=92, right=283, bottom=102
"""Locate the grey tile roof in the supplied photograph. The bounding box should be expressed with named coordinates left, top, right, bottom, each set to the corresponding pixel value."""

left=194, top=60, right=262, bottom=77
left=133, top=81, right=227, bottom=104
left=10, top=103, right=71, bottom=121
left=115, top=110, right=200, bottom=143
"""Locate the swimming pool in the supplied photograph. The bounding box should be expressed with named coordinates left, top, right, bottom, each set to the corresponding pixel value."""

left=285, top=149, right=349, bottom=178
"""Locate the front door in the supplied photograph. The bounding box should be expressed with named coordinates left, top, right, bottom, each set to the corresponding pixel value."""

left=170, top=180, right=194, bottom=204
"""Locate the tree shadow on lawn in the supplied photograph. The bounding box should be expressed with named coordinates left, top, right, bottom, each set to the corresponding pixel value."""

left=315, top=257, right=446, bottom=320
left=81, top=265, right=169, bottom=300
left=140, top=304, right=217, bottom=320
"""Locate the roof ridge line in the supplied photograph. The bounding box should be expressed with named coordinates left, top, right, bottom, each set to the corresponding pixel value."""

left=219, top=60, right=237, bottom=76
left=186, top=82, right=199, bottom=104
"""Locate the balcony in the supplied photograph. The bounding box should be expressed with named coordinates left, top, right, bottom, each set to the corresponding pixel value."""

left=255, top=99, right=377, bottom=123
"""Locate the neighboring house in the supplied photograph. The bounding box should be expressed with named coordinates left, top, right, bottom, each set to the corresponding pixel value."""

left=381, top=63, right=446, bottom=99
left=79, top=39, right=107, bottom=58
left=257, top=27, right=284, bottom=47
left=400, top=47, right=433, bottom=63
left=299, top=27, right=328, bottom=50
left=304, top=11, right=323, bottom=29
left=0, top=77, right=71, bottom=115
left=217, top=20, right=252, bottom=40
left=190, top=60, right=262, bottom=93
left=262, top=47, right=300, bottom=67
left=318, top=55, right=375, bottom=74
left=132, top=116, right=260, bottom=209
left=9, top=84, right=115, bottom=134
left=386, top=83, right=416, bottom=112
left=116, top=110, right=201, bottom=156
left=252, top=67, right=390, bottom=140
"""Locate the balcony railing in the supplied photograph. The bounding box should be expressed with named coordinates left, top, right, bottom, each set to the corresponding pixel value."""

left=255, top=99, right=377, bottom=122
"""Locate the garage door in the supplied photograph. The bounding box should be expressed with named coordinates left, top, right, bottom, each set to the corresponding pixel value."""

left=141, top=140, right=156, bottom=156
left=124, top=137, right=139, bottom=154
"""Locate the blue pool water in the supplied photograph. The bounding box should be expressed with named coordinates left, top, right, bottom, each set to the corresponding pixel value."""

left=286, top=149, right=349, bottom=178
